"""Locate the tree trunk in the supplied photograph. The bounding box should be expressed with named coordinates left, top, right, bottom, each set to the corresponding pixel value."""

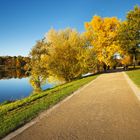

left=107, top=66, right=110, bottom=70
left=33, top=77, right=42, bottom=93
left=133, top=53, right=136, bottom=69
left=103, top=64, right=107, bottom=72
left=97, top=64, right=100, bottom=73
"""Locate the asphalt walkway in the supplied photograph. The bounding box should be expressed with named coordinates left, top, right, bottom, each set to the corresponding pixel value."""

left=12, top=72, right=140, bottom=140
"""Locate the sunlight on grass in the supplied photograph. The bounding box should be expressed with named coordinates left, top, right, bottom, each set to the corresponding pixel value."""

left=126, top=69, right=140, bottom=87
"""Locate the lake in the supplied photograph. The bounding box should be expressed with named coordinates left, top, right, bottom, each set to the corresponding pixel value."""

left=0, top=69, right=54, bottom=103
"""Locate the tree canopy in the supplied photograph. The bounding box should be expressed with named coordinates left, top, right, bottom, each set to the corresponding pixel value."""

left=85, top=16, right=122, bottom=69
left=117, top=6, right=140, bottom=67
left=29, top=5, right=140, bottom=92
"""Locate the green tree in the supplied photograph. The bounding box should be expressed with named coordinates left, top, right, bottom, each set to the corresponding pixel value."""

left=117, top=6, right=140, bottom=68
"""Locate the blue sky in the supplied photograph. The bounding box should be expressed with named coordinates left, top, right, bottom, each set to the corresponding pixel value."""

left=0, top=0, right=139, bottom=56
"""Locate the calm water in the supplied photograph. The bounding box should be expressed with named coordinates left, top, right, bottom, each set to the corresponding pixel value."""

left=0, top=69, right=54, bottom=103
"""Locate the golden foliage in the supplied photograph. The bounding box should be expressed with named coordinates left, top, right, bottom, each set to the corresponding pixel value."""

left=44, top=28, right=89, bottom=82
left=85, top=16, right=122, bottom=67
left=121, top=54, right=131, bottom=65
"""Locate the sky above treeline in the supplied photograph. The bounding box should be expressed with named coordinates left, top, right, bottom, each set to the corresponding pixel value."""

left=0, top=0, right=140, bottom=56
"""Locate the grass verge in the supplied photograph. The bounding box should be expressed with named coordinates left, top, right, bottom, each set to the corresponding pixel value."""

left=126, top=69, right=140, bottom=88
left=0, top=74, right=98, bottom=138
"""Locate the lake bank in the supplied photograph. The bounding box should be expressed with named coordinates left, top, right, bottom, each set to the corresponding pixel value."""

left=0, top=74, right=98, bottom=138
left=0, top=69, right=54, bottom=103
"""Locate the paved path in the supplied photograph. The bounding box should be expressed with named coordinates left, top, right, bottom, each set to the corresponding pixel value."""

left=12, top=72, right=140, bottom=140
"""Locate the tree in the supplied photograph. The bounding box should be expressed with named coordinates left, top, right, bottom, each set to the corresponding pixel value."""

left=29, top=40, right=49, bottom=92
left=121, top=55, right=131, bottom=69
left=44, top=28, right=89, bottom=82
left=85, top=16, right=122, bottom=71
left=117, top=6, right=140, bottom=68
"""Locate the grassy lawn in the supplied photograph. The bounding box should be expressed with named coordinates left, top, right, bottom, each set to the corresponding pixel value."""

left=128, top=65, right=140, bottom=69
left=0, top=74, right=98, bottom=138
left=126, top=69, right=140, bottom=88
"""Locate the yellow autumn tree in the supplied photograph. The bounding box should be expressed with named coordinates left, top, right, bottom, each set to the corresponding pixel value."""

left=30, top=28, right=99, bottom=84
left=44, top=28, right=92, bottom=82
left=120, top=53, right=132, bottom=69
left=29, top=40, right=49, bottom=92
left=85, top=16, right=122, bottom=70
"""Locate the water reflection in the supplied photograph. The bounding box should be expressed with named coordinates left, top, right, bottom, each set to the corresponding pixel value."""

left=0, top=69, right=54, bottom=103
left=0, top=68, right=29, bottom=79
left=0, top=77, right=33, bottom=103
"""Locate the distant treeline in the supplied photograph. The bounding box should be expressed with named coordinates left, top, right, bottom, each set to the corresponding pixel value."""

left=0, top=56, right=31, bottom=70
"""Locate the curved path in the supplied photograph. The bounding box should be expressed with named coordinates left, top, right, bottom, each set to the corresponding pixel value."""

left=12, top=72, right=140, bottom=140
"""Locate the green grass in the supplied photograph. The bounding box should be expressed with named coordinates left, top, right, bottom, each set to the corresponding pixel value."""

left=0, top=74, right=98, bottom=138
left=126, top=69, right=140, bottom=87
left=128, top=65, right=140, bottom=69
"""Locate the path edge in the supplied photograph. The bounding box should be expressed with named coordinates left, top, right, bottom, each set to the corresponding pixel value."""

left=2, top=75, right=100, bottom=140
left=123, top=72, right=140, bottom=101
